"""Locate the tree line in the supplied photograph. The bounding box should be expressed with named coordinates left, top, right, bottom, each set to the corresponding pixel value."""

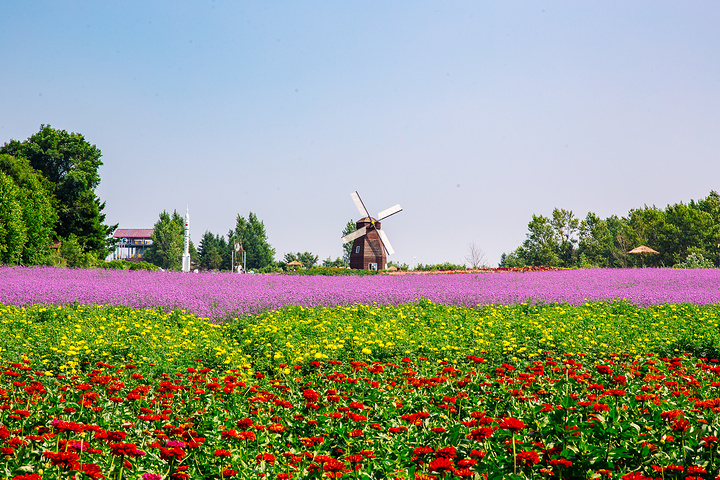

left=500, top=191, right=720, bottom=268
left=151, top=217, right=358, bottom=272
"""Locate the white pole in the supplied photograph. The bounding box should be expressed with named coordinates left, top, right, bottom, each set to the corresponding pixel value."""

left=182, top=206, right=191, bottom=272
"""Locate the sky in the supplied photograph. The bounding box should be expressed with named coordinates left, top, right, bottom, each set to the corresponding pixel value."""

left=2, top=1, right=719, bottom=267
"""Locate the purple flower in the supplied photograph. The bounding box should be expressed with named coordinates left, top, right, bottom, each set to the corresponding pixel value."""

left=142, top=474, right=162, bottom=480
left=3, top=266, right=720, bottom=321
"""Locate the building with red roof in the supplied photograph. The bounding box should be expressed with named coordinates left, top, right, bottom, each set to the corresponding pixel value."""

left=112, top=229, right=154, bottom=260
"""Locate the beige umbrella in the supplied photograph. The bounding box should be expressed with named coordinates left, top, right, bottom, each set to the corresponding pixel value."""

left=627, top=245, right=659, bottom=267
left=287, top=260, right=303, bottom=268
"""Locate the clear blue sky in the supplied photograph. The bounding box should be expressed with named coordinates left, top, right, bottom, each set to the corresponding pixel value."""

left=2, top=1, right=719, bottom=267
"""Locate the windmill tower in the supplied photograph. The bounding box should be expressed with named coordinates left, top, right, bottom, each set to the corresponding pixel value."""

left=342, top=191, right=402, bottom=270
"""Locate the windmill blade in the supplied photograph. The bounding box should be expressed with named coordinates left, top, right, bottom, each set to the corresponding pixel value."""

left=377, top=229, right=395, bottom=255
left=341, top=226, right=367, bottom=244
left=351, top=191, right=371, bottom=219
left=377, top=204, right=402, bottom=221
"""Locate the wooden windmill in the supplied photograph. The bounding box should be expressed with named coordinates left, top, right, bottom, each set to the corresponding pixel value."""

left=341, top=191, right=402, bottom=270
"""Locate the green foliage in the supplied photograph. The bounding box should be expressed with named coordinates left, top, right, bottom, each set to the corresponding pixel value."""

left=99, top=260, right=158, bottom=271
left=0, top=172, right=27, bottom=264
left=322, top=256, right=347, bottom=268
left=386, top=260, right=409, bottom=271
left=414, top=262, right=466, bottom=271
left=502, top=191, right=720, bottom=268
left=0, top=154, right=57, bottom=264
left=198, top=230, right=225, bottom=270
left=0, top=125, right=116, bottom=258
left=233, top=212, right=275, bottom=270
left=99, top=259, right=131, bottom=270
left=58, top=234, right=98, bottom=268
left=281, top=251, right=319, bottom=269
left=283, top=266, right=377, bottom=276
left=674, top=250, right=715, bottom=269
left=342, top=219, right=356, bottom=264
left=144, top=210, right=185, bottom=270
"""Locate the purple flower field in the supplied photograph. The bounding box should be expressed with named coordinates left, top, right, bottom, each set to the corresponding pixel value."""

left=1, top=266, right=719, bottom=321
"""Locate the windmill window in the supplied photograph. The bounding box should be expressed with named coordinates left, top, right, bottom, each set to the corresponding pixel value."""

left=355, top=246, right=360, bottom=254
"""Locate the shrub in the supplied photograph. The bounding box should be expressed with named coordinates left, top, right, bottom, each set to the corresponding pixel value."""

left=414, top=262, right=466, bottom=271
left=674, top=251, right=715, bottom=269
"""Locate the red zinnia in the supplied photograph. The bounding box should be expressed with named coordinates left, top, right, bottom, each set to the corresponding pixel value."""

left=499, top=417, right=527, bottom=433
left=515, top=450, right=540, bottom=468
left=428, top=457, right=455, bottom=473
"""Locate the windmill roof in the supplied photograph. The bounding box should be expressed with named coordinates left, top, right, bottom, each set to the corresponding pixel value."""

left=114, top=228, right=154, bottom=239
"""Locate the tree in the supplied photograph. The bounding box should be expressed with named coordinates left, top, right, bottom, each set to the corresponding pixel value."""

left=465, top=242, right=488, bottom=269
left=322, top=256, right=346, bottom=268
left=198, top=231, right=223, bottom=270
left=144, top=211, right=185, bottom=270
left=578, top=212, right=613, bottom=267
left=0, top=125, right=116, bottom=257
left=0, top=172, right=27, bottom=265
left=233, top=212, right=275, bottom=270
left=499, top=250, right=526, bottom=268
left=519, top=214, right=561, bottom=266
left=0, top=154, right=57, bottom=264
left=282, top=252, right=319, bottom=269
left=550, top=208, right=579, bottom=266
left=342, top=219, right=356, bottom=265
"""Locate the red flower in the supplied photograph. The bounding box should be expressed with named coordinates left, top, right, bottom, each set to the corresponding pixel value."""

left=499, top=417, right=527, bottom=433
left=236, top=418, right=253, bottom=429
left=428, top=457, right=455, bottom=473
left=109, top=442, right=141, bottom=457
left=76, top=463, right=105, bottom=480
left=303, top=389, right=320, bottom=403
left=515, top=450, right=540, bottom=468
left=221, top=469, right=238, bottom=477
left=434, top=446, right=457, bottom=459
left=467, top=427, right=497, bottom=440
left=43, top=451, right=80, bottom=469
left=549, top=458, right=572, bottom=468
left=670, top=418, right=691, bottom=433
left=256, top=453, right=276, bottom=464
left=323, top=458, right=348, bottom=478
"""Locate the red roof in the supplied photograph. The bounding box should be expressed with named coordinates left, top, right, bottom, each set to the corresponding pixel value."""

left=113, top=229, right=154, bottom=239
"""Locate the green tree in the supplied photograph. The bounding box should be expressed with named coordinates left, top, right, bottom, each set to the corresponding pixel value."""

left=661, top=202, right=714, bottom=266
left=233, top=212, right=275, bottom=270
left=58, top=233, right=97, bottom=268
left=0, top=172, right=27, bottom=265
left=145, top=210, right=185, bottom=270
left=0, top=154, right=57, bottom=264
left=322, top=256, right=347, bottom=268
left=342, top=219, right=356, bottom=265
left=578, top=212, right=613, bottom=267
left=0, top=125, right=116, bottom=257
left=550, top=208, right=579, bottom=267
left=198, top=231, right=222, bottom=270
left=282, top=251, right=319, bottom=269
left=498, top=249, right=526, bottom=268
left=519, top=214, right=561, bottom=266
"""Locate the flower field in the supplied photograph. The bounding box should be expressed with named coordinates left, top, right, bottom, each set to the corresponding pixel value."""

left=2, top=268, right=720, bottom=479
left=2, top=266, right=720, bottom=322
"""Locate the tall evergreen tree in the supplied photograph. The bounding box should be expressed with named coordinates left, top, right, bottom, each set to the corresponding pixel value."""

left=233, top=212, right=275, bottom=270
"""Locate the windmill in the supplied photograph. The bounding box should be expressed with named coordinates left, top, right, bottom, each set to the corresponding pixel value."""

left=342, top=191, right=402, bottom=270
